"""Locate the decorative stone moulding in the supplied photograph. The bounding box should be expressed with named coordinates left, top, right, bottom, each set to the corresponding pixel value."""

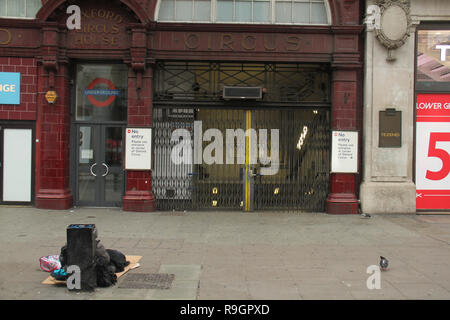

left=375, top=0, right=412, bottom=61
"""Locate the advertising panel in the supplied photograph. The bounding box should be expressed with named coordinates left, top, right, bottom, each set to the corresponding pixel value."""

left=0, top=72, right=20, bottom=105
left=416, top=93, right=450, bottom=210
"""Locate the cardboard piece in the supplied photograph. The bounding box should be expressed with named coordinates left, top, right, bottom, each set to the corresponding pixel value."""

left=42, top=255, right=142, bottom=285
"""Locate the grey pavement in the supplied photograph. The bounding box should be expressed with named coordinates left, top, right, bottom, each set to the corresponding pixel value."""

left=0, top=206, right=449, bottom=300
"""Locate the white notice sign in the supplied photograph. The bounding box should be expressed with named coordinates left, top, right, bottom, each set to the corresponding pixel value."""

left=331, top=131, right=358, bottom=173
left=125, top=128, right=152, bottom=170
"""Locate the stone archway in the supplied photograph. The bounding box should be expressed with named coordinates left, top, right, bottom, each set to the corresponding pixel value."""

left=36, top=0, right=150, bottom=24
left=34, top=0, right=153, bottom=211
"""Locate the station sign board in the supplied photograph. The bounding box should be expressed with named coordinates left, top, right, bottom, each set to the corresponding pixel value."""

left=0, top=72, right=20, bottom=105
left=125, top=128, right=152, bottom=170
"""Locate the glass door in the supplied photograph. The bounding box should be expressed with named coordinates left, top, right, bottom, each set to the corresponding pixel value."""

left=76, top=124, right=124, bottom=206
left=72, top=63, right=128, bottom=207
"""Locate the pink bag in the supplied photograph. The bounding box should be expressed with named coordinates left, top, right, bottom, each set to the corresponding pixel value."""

left=39, top=255, right=61, bottom=272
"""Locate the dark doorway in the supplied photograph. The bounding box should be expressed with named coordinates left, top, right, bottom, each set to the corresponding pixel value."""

left=71, top=63, right=128, bottom=207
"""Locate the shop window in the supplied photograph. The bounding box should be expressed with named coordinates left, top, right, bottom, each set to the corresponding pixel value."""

left=157, top=0, right=329, bottom=24
left=0, top=0, right=42, bottom=18
left=276, top=0, right=327, bottom=24
left=153, top=61, right=331, bottom=103
left=75, top=64, right=128, bottom=123
left=217, top=0, right=271, bottom=23
left=415, top=27, right=450, bottom=211
left=159, top=0, right=212, bottom=22
left=416, top=29, right=450, bottom=91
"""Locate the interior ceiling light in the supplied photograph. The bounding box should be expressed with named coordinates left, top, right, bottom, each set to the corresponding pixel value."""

left=296, top=126, right=309, bottom=151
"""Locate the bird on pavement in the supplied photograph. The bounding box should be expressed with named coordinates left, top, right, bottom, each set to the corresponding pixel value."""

left=380, top=256, right=389, bottom=271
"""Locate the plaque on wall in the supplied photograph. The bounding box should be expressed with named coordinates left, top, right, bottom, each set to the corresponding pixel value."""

left=379, top=109, right=402, bottom=148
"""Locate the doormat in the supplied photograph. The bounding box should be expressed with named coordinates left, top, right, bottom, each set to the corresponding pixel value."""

left=42, top=255, right=142, bottom=285
left=118, top=273, right=175, bottom=289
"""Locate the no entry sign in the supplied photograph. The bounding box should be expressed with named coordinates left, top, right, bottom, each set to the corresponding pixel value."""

left=83, top=78, right=120, bottom=107
left=125, top=128, right=152, bottom=170
left=416, top=93, right=450, bottom=210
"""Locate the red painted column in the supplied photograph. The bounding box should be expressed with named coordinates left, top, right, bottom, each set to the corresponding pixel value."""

left=122, top=66, right=155, bottom=212
left=326, top=68, right=359, bottom=214
left=35, top=62, right=73, bottom=209
left=35, top=24, right=72, bottom=210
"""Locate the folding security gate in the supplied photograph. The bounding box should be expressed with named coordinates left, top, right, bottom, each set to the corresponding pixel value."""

left=152, top=61, right=331, bottom=211
left=152, top=107, right=330, bottom=211
left=152, top=108, right=195, bottom=211
left=252, top=109, right=330, bottom=211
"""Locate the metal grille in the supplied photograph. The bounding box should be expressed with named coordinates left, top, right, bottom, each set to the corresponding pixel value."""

left=192, top=109, right=244, bottom=209
left=154, top=62, right=330, bottom=103
left=152, top=59, right=331, bottom=212
left=153, top=108, right=194, bottom=211
left=119, top=273, right=175, bottom=289
left=253, top=109, right=331, bottom=212
left=152, top=107, right=331, bottom=212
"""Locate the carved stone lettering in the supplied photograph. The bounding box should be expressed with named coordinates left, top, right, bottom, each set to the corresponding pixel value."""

left=241, top=34, right=256, bottom=51
left=221, top=34, right=234, bottom=50
left=0, top=28, right=12, bottom=45
left=285, top=36, right=300, bottom=51
left=184, top=33, right=200, bottom=50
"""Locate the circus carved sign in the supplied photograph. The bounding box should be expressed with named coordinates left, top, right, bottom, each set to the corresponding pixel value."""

left=65, top=5, right=130, bottom=49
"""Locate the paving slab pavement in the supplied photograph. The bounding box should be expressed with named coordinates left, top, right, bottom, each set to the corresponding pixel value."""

left=0, top=206, right=449, bottom=300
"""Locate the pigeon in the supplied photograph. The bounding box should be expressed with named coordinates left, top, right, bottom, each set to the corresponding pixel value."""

left=380, top=256, right=389, bottom=271
left=361, top=213, right=371, bottom=218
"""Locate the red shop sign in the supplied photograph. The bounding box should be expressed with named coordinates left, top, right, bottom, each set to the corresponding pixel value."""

left=416, top=93, right=450, bottom=210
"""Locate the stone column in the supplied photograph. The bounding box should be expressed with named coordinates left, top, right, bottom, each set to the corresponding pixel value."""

left=326, top=67, right=360, bottom=214
left=359, top=1, right=416, bottom=214
left=35, top=24, right=73, bottom=210
left=122, top=24, right=155, bottom=212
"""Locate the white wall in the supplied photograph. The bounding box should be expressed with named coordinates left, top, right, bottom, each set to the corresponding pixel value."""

left=3, top=129, right=32, bottom=202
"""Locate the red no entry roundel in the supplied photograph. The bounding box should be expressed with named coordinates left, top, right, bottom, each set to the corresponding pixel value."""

left=86, top=78, right=118, bottom=107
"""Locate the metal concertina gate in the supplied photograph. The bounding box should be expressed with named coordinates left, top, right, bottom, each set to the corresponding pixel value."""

left=152, top=62, right=331, bottom=212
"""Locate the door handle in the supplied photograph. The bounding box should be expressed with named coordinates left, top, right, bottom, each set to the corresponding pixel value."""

left=102, top=163, right=109, bottom=177
left=90, top=163, right=98, bottom=177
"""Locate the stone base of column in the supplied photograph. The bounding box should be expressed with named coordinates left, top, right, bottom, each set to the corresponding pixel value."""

left=360, top=181, right=416, bottom=214
left=122, top=191, right=155, bottom=212
left=35, top=189, right=73, bottom=210
left=326, top=193, right=359, bottom=214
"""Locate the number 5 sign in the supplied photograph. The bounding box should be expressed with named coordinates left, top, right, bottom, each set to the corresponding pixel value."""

left=416, top=94, right=450, bottom=210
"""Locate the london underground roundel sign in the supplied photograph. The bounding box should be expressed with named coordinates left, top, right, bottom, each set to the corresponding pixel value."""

left=84, top=78, right=120, bottom=107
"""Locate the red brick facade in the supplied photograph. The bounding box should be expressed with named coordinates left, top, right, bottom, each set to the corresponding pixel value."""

left=0, top=0, right=363, bottom=213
